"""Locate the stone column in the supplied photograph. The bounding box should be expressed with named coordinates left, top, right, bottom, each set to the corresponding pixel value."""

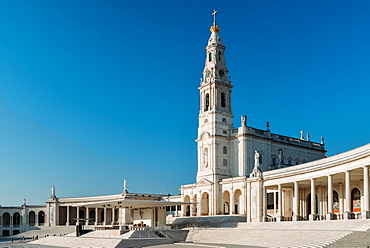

left=293, top=181, right=299, bottom=221
left=309, top=179, right=315, bottom=221
left=230, top=191, right=235, bottom=215
left=363, top=166, right=370, bottom=219
left=35, top=213, right=39, bottom=226
left=95, top=208, right=98, bottom=225
left=246, top=182, right=251, bottom=222
left=318, top=185, right=323, bottom=217
left=76, top=207, right=80, bottom=225
left=262, top=186, right=267, bottom=222
left=237, top=126, right=247, bottom=176
left=66, top=206, right=70, bottom=226
left=273, top=191, right=277, bottom=214
left=112, top=208, right=116, bottom=225
left=103, top=207, right=107, bottom=225
left=277, top=184, right=283, bottom=221
left=344, top=171, right=352, bottom=219
left=86, top=207, right=89, bottom=225
left=326, top=175, right=334, bottom=220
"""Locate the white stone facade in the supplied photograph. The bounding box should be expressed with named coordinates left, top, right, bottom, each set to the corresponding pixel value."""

left=180, top=18, right=370, bottom=223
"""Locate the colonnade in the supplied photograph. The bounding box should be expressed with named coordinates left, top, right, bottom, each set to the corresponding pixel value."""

left=61, top=206, right=119, bottom=226
left=264, top=166, right=370, bottom=221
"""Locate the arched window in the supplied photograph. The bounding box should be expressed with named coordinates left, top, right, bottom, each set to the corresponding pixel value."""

left=38, top=211, right=45, bottom=225
left=208, top=52, right=212, bottom=62
left=259, top=155, right=263, bottom=164
left=288, top=157, right=292, bottom=166
left=89, top=209, right=96, bottom=224
left=29, top=211, right=35, bottom=226
left=222, top=118, right=226, bottom=123
left=218, top=51, right=222, bottom=61
left=223, top=146, right=227, bottom=154
left=221, top=92, right=226, bottom=107
left=3, top=213, right=10, bottom=227
left=13, top=212, right=21, bottom=226
left=271, top=156, right=277, bottom=166
left=205, top=93, right=210, bottom=111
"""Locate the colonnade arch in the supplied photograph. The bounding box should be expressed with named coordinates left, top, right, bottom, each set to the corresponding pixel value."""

left=201, top=192, right=209, bottom=216
left=184, top=195, right=191, bottom=216
left=2, top=213, right=10, bottom=227
left=38, top=211, right=45, bottom=225
left=29, top=211, right=35, bottom=226
left=222, top=191, right=230, bottom=214
left=192, top=194, right=198, bottom=216
left=13, top=212, right=21, bottom=226
left=233, top=189, right=242, bottom=214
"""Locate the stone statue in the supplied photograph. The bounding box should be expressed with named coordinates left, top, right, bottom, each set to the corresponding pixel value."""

left=266, top=121, right=270, bottom=131
left=23, top=198, right=26, bottom=206
left=321, top=136, right=325, bottom=144
left=241, top=115, right=247, bottom=126
left=123, top=179, right=127, bottom=193
left=51, top=185, right=55, bottom=196
left=254, top=151, right=260, bottom=168
left=306, top=132, right=310, bottom=141
left=300, top=130, right=304, bottom=140
left=278, top=149, right=283, bottom=165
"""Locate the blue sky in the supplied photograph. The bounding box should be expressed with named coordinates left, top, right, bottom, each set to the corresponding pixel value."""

left=0, top=1, right=369, bottom=205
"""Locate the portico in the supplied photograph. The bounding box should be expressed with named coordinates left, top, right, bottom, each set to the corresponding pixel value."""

left=262, top=143, right=370, bottom=222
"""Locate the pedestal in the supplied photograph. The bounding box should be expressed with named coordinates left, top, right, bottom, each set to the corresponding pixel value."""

left=362, top=211, right=370, bottom=219
left=276, top=215, right=284, bottom=222
left=344, top=211, right=353, bottom=220
left=292, top=214, right=299, bottom=221
left=326, top=212, right=334, bottom=220
left=309, top=214, right=316, bottom=221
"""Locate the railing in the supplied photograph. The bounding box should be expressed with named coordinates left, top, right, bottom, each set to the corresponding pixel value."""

left=264, top=216, right=276, bottom=222
left=149, top=226, right=175, bottom=241
left=354, top=212, right=362, bottom=219
left=283, top=216, right=292, bottom=221
left=334, top=213, right=343, bottom=220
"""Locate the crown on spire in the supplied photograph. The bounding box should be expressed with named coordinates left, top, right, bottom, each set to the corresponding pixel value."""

left=210, top=10, right=220, bottom=33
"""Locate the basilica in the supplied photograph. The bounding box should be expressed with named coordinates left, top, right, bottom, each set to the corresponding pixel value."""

left=180, top=13, right=370, bottom=222
left=1, top=12, right=370, bottom=238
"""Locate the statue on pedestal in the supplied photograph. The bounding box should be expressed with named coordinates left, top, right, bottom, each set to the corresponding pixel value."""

left=241, top=115, right=247, bottom=126
left=254, top=150, right=260, bottom=168
left=51, top=185, right=55, bottom=197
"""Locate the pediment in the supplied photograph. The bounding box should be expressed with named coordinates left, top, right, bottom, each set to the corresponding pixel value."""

left=196, top=178, right=213, bottom=186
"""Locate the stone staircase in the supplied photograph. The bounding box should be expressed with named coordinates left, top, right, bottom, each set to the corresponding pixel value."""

left=11, top=225, right=76, bottom=239
left=31, top=236, right=122, bottom=247
left=187, top=220, right=370, bottom=248
left=323, top=230, right=370, bottom=247
left=30, top=229, right=173, bottom=248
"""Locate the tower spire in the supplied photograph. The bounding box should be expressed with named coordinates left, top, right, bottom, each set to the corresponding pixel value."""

left=210, top=10, right=220, bottom=33
left=212, top=10, right=218, bottom=26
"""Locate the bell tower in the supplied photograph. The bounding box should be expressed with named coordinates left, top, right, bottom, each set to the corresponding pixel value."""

left=196, top=10, right=234, bottom=184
